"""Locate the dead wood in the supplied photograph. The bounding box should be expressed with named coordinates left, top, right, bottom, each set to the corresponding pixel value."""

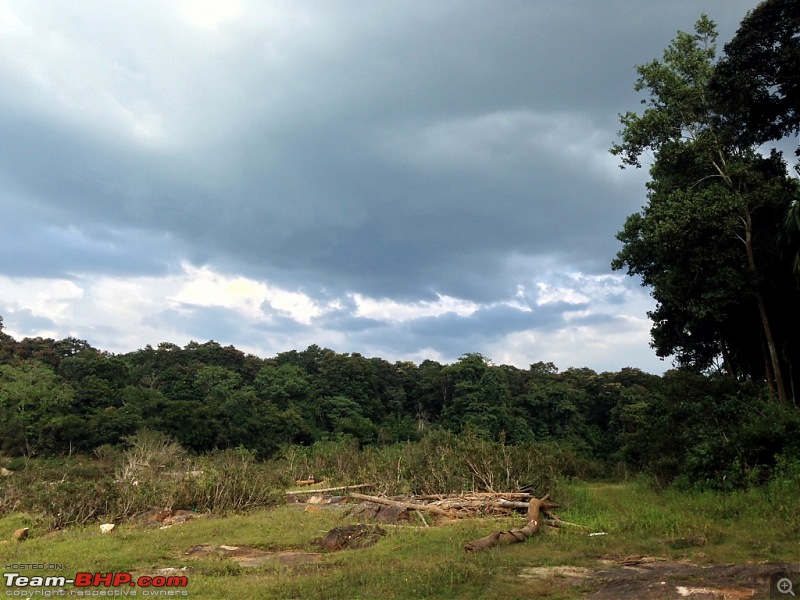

left=294, top=478, right=319, bottom=486
left=415, top=510, right=429, bottom=527
left=434, top=499, right=530, bottom=510
left=349, top=492, right=459, bottom=518
left=545, top=517, right=588, bottom=530
left=464, top=495, right=559, bottom=552
left=286, top=483, right=374, bottom=495
left=414, top=492, right=534, bottom=501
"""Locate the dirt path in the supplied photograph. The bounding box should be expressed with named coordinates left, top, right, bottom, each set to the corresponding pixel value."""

left=520, top=556, right=799, bottom=599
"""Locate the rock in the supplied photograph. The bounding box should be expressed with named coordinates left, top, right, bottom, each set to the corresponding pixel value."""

left=347, top=501, right=409, bottom=524
left=0, top=467, right=12, bottom=477
left=100, top=523, right=116, bottom=534
left=140, top=508, right=173, bottom=523
left=316, top=524, right=386, bottom=552
left=155, top=567, right=192, bottom=575
left=12, top=528, right=29, bottom=541
left=162, top=510, right=196, bottom=526
left=306, top=495, right=331, bottom=505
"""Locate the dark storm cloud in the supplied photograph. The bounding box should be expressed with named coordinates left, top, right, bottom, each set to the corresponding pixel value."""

left=0, top=0, right=758, bottom=370
left=0, top=0, right=756, bottom=297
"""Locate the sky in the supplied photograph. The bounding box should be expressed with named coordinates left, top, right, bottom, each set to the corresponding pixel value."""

left=0, top=0, right=761, bottom=373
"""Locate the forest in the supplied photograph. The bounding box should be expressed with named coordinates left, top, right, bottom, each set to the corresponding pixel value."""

left=0, top=317, right=798, bottom=491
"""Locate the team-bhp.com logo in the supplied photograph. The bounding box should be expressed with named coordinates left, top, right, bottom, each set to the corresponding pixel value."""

left=4, top=572, right=188, bottom=596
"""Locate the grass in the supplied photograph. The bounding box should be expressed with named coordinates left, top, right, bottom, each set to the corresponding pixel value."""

left=1, top=478, right=797, bottom=599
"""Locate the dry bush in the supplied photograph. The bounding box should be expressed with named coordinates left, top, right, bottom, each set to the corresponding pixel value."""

left=274, top=431, right=593, bottom=496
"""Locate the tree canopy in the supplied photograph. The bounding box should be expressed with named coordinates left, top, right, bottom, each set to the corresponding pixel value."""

left=611, top=13, right=800, bottom=402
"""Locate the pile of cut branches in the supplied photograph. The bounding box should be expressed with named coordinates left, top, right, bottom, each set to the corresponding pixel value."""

left=286, top=484, right=588, bottom=551
left=345, top=491, right=585, bottom=551
left=349, top=491, right=539, bottom=519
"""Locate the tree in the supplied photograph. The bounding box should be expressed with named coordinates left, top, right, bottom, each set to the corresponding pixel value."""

left=0, top=361, right=76, bottom=455
left=611, top=15, right=800, bottom=401
left=712, top=0, right=800, bottom=284
left=711, top=0, right=800, bottom=155
left=255, top=364, right=311, bottom=409
left=441, top=354, right=514, bottom=439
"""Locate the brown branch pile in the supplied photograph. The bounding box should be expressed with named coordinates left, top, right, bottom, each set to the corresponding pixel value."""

left=346, top=491, right=559, bottom=520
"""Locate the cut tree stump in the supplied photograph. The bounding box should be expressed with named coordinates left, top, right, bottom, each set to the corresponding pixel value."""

left=464, top=495, right=558, bottom=552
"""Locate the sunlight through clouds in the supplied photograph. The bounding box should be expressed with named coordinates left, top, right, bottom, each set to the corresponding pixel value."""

left=169, top=264, right=323, bottom=324
left=178, top=0, right=242, bottom=30
left=351, top=293, right=479, bottom=322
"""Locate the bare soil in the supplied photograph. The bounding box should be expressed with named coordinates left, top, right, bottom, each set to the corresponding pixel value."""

left=520, top=555, right=799, bottom=599
left=184, top=544, right=324, bottom=568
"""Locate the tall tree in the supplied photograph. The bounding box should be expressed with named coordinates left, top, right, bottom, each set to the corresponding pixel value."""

left=712, top=0, right=800, bottom=285
left=711, top=0, right=800, bottom=155
left=611, top=16, right=799, bottom=401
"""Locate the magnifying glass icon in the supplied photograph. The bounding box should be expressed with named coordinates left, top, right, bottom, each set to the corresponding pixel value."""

left=778, top=578, right=796, bottom=596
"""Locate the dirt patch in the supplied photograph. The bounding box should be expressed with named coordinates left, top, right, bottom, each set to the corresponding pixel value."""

left=519, top=556, right=799, bottom=599
left=185, top=544, right=323, bottom=568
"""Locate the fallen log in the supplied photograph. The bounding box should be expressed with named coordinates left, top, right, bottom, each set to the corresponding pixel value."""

left=349, top=492, right=459, bottom=519
left=464, top=495, right=558, bottom=552
left=286, top=483, right=374, bottom=495
left=414, top=492, right=534, bottom=501
left=294, top=478, right=319, bottom=486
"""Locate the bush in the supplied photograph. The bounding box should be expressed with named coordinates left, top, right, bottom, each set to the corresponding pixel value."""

left=0, top=436, right=288, bottom=529
left=275, top=429, right=594, bottom=495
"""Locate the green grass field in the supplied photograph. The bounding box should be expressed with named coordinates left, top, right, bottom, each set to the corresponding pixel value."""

left=1, top=479, right=798, bottom=599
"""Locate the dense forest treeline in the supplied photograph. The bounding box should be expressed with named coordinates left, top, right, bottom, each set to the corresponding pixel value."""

left=1, top=315, right=798, bottom=491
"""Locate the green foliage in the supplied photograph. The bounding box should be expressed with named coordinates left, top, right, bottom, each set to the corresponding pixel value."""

left=611, top=14, right=800, bottom=400
left=0, top=361, right=77, bottom=455
left=277, top=429, right=594, bottom=496
left=618, top=370, right=800, bottom=490
left=712, top=0, right=800, bottom=151
left=0, top=435, right=287, bottom=529
left=0, top=305, right=797, bottom=492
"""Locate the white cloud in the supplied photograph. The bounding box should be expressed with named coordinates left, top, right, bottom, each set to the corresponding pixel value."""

left=178, top=0, right=242, bottom=30
left=487, top=313, right=661, bottom=373
left=171, top=263, right=323, bottom=324
left=0, top=264, right=661, bottom=372
left=351, top=293, right=478, bottom=322
left=0, top=276, right=83, bottom=325
left=0, top=263, right=330, bottom=351
left=536, top=282, right=590, bottom=306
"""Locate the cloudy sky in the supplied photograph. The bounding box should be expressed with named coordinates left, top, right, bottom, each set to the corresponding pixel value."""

left=0, top=0, right=759, bottom=373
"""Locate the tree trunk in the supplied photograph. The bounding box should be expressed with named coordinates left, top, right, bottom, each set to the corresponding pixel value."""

left=744, top=210, right=789, bottom=403
left=718, top=335, right=736, bottom=378
left=464, top=496, right=555, bottom=552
